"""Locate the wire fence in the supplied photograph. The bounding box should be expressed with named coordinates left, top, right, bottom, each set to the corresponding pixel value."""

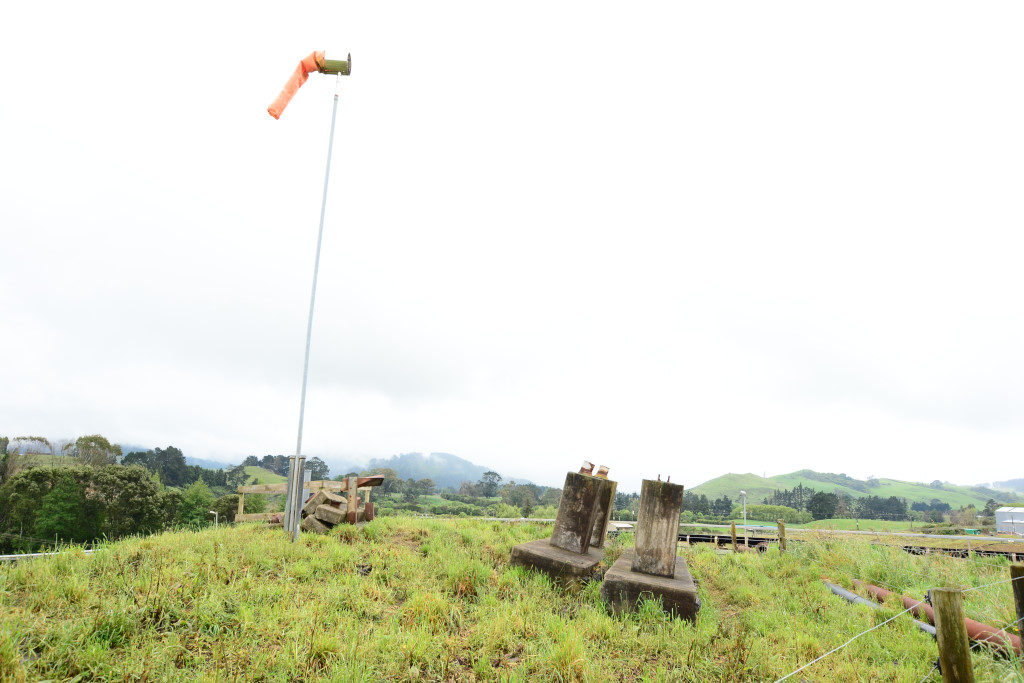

left=777, top=560, right=1023, bottom=682
left=771, top=604, right=919, bottom=682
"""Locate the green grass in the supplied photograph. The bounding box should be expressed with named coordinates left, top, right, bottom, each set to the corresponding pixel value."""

left=804, top=518, right=917, bottom=532
left=0, top=518, right=1020, bottom=681
left=242, top=466, right=287, bottom=485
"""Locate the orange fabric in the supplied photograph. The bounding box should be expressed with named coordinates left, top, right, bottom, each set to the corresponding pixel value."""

left=267, top=51, right=326, bottom=120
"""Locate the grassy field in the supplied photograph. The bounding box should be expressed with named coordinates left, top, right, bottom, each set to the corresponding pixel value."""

left=242, top=466, right=287, bottom=485
left=0, top=517, right=1020, bottom=681
left=691, top=470, right=1010, bottom=510
left=724, top=518, right=917, bottom=532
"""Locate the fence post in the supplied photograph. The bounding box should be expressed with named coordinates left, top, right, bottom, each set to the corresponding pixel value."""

left=932, top=587, right=975, bottom=683
left=777, top=519, right=786, bottom=554
left=731, top=522, right=738, bottom=552
left=1011, top=564, right=1024, bottom=637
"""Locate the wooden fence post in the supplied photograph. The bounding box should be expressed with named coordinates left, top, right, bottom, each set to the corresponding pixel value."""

left=777, top=519, right=786, bottom=554
left=1011, top=564, right=1024, bottom=638
left=237, top=492, right=245, bottom=516
left=730, top=522, right=738, bottom=552
left=932, top=587, right=975, bottom=683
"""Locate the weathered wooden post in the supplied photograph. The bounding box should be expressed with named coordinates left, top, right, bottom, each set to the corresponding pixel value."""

left=730, top=522, right=738, bottom=552
left=777, top=520, right=786, bottom=554
left=932, top=588, right=975, bottom=683
left=601, top=478, right=700, bottom=620
left=347, top=476, right=359, bottom=525
left=1011, top=564, right=1024, bottom=638
left=509, top=465, right=616, bottom=582
left=237, top=492, right=245, bottom=517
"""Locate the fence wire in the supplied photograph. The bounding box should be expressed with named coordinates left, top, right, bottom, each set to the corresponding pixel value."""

left=772, top=604, right=918, bottom=683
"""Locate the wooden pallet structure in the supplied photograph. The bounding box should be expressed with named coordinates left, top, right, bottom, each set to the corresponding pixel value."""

left=236, top=475, right=384, bottom=532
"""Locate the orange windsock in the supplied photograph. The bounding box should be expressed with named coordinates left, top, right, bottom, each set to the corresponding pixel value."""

left=268, top=51, right=325, bottom=120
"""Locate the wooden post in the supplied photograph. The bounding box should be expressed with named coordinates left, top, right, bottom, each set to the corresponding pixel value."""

left=1011, top=564, right=1024, bottom=640
left=347, top=476, right=358, bottom=525
left=777, top=519, right=786, bottom=554
left=932, top=587, right=975, bottom=683
left=631, top=479, right=685, bottom=578
left=237, top=492, right=245, bottom=516
left=730, top=522, right=738, bottom=552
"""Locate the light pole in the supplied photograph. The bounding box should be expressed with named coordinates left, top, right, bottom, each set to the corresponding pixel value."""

left=740, top=490, right=747, bottom=547
left=208, top=510, right=218, bottom=530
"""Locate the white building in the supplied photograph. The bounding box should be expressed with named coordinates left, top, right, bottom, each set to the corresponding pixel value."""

left=995, top=507, right=1024, bottom=535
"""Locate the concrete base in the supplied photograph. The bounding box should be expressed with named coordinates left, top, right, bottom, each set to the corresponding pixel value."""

left=509, top=538, right=604, bottom=583
left=600, top=549, right=700, bottom=621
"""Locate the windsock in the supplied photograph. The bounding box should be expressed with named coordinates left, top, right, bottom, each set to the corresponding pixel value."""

left=268, top=51, right=352, bottom=119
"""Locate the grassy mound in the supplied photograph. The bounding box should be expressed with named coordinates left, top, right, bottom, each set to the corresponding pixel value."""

left=0, top=518, right=1019, bottom=681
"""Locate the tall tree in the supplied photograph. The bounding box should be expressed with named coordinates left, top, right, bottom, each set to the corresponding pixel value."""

left=92, top=465, right=164, bottom=538
left=478, top=471, right=502, bottom=498
left=71, top=435, right=121, bottom=467
left=175, top=480, right=216, bottom=528
left=33, top=472, right=104, bottom=544
left=306, top=457, right=330, bottom=481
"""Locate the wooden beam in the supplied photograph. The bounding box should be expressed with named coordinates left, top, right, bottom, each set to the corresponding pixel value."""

left=236, top=512, right=281, bottom=522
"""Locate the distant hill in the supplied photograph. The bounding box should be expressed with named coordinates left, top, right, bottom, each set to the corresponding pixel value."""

left=186, top=456, right=233, bottom=470
left=691, top=470, right=1014, bottom=509
left=361, top=452, right=530, bottom=491
left=993, top=479, right=1024, bottom=494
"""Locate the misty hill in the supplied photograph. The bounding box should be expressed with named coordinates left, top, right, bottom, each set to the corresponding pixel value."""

left=993, top=479, right=1024, bottom=494
left=362, top=452, right=529, bottom=491
left=691, top=469, right=1018, bottom=509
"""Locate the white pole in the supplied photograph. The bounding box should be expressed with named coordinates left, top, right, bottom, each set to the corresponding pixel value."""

left=288, top=75, right=342, bottom=542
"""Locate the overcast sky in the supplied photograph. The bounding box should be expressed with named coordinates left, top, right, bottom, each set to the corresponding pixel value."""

left=2, top=2, right=1022, bottom=493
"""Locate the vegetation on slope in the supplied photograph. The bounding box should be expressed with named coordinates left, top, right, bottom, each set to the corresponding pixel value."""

left=1, top=518, right=1020, bottom=681
left=691, top=470, right=1015, bottom=510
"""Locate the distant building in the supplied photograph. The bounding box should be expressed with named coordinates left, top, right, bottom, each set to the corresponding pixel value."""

left=995, top=507, right=1024, bottom=535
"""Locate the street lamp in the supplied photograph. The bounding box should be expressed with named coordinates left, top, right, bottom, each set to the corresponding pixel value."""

left=739, top=490, right=747, bottom=547
left=208, top=510, right=218, bottom=530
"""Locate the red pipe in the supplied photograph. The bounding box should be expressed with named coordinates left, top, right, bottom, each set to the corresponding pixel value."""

left=852, top=579, right=1021, bottom=656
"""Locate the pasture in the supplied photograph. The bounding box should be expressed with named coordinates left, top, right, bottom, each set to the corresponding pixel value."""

left=0, top=518, right=1020, bottom=681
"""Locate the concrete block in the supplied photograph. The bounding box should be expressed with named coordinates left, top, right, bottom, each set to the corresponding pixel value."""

left=601, top=549, right=700, bottom=621
left=589, top=479, right=617, bottom=549
left=302, top=490, right=329, bottom=517
left=301, top=515, right=331, bottom=535
left=509, top=538, right=604, bottom=583
left=550, top=472, right=602, bottom=554
left=315, top=504, right=346, bottom=526
left=632, top=479, right=685, bottom=578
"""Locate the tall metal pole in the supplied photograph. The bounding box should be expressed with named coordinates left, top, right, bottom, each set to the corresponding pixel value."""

left=289, top=74, right=342, bottom=541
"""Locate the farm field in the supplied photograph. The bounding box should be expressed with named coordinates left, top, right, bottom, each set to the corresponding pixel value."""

left=242, top=466, right=287, bottom=485
left=691, top=470, right=1009, bottom=510
left=721, top=517, right=916, bottom=532
left=0, top=518, right=1021, bottom=681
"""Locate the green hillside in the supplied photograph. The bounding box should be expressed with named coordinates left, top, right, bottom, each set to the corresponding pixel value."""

left=242, top=466, right=287, bottom=485
left=690, top=469, right=1013, bottom=509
